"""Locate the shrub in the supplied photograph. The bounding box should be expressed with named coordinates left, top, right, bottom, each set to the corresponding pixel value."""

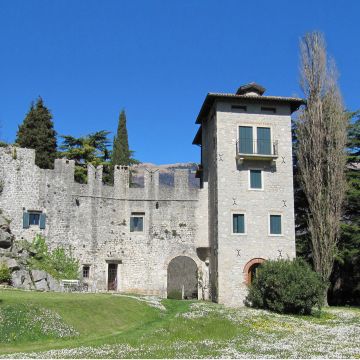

left=25, top=235, right=79, bottom=280
left=245, top=259, right=325, bottom=315
left=0, top=262, right=11, bottom=284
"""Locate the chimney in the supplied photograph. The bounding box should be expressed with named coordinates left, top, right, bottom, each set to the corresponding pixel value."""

left=236, top=82, right=266, bottom=96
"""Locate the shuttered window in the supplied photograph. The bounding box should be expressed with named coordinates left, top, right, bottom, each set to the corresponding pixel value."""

left=23, top=211, right=46, bottom=229
left=239, top=126, right=253, bottom=154
left=23, top=212, right=30, bottom=229
left=39, top=214, right=46, bottom=229
left=257, top=127, right=271, bottom=155
left=270, top=215, right=282, bottom=235
left=233, top=214, right=245, bottom=234
left=250, top=170, right=262, bottom=189
left=130, top=213, right=144, bottom=232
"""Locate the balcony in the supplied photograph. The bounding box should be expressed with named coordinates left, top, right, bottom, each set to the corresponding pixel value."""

left=236, top=139, right=278, bottom=163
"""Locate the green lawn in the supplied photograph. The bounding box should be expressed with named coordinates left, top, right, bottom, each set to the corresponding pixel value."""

left=0, top=289, right=359, bottom=358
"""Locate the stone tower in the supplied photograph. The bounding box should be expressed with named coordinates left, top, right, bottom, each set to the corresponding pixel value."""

left=193, top=83, right=304, bottom=306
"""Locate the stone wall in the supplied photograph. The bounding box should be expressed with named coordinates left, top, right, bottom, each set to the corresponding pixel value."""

left=0, top=146, right=209, bottom=297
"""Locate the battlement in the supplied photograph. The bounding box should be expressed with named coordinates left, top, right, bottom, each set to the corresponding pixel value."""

left=0, top=146, right=199, bottom=201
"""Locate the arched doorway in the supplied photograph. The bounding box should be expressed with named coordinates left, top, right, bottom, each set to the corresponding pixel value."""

left=243, top=258, right=265, bottom=285
left=248, top=263, right=261, bottom=284
left=167, top=256, right=198, bottom=299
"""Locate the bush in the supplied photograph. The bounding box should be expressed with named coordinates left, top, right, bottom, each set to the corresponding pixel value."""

left=0, top=262, right=11, bottom=284
left=245, top=259, right=325, bottom=315
left=25, top=234, right=79, bottom=280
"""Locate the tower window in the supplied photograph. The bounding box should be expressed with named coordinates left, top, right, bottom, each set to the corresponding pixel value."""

left=270, top=215, right=282, bottom=235
left=249, top=170, right=262, bottom=189
left=231, top=105, right=247, bottom=112
left=261, top=106, right=276, bottom=114
left=232, top=214, right=245, bottom=234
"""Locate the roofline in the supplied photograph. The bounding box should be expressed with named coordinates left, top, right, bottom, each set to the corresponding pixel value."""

left=195, top=93, right=306, bottom=124
left=192, top=126, right=202, bottom=145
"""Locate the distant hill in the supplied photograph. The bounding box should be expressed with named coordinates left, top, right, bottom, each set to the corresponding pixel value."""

left=131, top=163, right=199, bottom=188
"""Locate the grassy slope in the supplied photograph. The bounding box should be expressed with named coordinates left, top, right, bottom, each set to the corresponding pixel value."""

left=0, top=289, right=161, bottom=354
left=0, top=289, right=359, bottom=358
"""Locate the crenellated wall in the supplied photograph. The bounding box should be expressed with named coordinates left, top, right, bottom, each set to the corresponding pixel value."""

left=0, top=146, right=209, bottom=297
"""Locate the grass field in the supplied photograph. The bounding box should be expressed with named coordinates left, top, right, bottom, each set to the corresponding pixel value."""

left=0, top=289, right=359, bottom=358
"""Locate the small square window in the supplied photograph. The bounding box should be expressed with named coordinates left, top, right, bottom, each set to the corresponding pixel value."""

left=82, top=266, right=90, bottom=279
left=250, top=170, right=262, bottom=189
left=23, top=211, right=46, bottom=229
left=233, top=214, right=245, bottom=234
left=130, top=213, right=144, bottom=232
left=29, top=212, right=40, bottom=226
left=261, top=106, right=276, bottom=114
left=232, top=105, right=247, bottom=112
left=270, top=215, right=282, bottom=235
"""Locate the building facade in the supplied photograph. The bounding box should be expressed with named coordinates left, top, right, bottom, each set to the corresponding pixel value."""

left=0, top=83, right=303, bottom=306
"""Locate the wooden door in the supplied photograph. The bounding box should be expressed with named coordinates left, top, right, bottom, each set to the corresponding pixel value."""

left=108, top=264, right=118, bottom=291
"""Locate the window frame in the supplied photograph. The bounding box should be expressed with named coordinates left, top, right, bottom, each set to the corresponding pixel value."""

left=248, top=168, right=264, bottom=191
left=29, top=211, right=41, bottom=226
left=238, top=125, right=273, bottom=155
left=261, top=106, right=277, bottom=114
left=82, top=265, right=90, bottom=279
left=231, top=104, right=247, bottom=113
left=268, top=213, right=283, bottom=236
left=130, top=212, right=145, bottom=233
left=24, top=210, right=46, bottom=229
left=231, top=212, right=247, bottom=235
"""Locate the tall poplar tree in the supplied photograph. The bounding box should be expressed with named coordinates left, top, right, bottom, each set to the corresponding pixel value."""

left=112, top=109, right=138, bottom=166
left=16, top=97, right=57, bottom=169
left=296, top=32, right=348, bottom=304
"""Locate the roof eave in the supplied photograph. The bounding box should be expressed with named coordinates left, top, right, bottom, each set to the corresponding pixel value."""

left=195, top=93, right=305, bottom=124
left=192, top=126, right=202, bottom=145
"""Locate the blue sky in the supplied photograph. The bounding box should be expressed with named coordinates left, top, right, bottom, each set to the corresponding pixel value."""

left=0, top=0, right=359, bottom=164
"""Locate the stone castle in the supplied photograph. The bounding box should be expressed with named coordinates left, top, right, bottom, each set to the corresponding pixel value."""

left=0, top=83, right=304, bottom=306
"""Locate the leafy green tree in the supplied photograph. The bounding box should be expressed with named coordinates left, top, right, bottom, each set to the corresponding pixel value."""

left=16, top=97, right=57, bottom=169
left=294, top=113, right=360, bottom=305
left=329, top=115, right=360, bottom=305
left=59, top=130, right=111, bottom=183
left=112, top=110, right=138, bottom=166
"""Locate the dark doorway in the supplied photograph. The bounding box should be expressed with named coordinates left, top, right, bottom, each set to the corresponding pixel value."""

left=108, top=263, right=118, bottom=291
left=248, top=263, right=261, bottom=284
left=167, top=256, right=198, bottom=299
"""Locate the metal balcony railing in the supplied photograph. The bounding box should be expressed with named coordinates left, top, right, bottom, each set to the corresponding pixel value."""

left=236, top=139, right=278, bottom=157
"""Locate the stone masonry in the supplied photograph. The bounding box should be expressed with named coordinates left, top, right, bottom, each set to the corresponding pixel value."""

left=0, top=83, right=304, bottom=306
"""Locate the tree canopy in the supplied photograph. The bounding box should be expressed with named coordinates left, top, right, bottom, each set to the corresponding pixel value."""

left=58, top=130, right=111, bottom=183
left=112, top=110, right=138, bottom=166
left=16, top=97, right=57, bottom=169
left=296, top=32, right=348, bottom=304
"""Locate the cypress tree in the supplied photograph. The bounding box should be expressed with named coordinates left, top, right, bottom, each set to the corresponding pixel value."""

left=112, top=110, right=131, bottom=165
left=16, top=97, right=57, bottom=169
